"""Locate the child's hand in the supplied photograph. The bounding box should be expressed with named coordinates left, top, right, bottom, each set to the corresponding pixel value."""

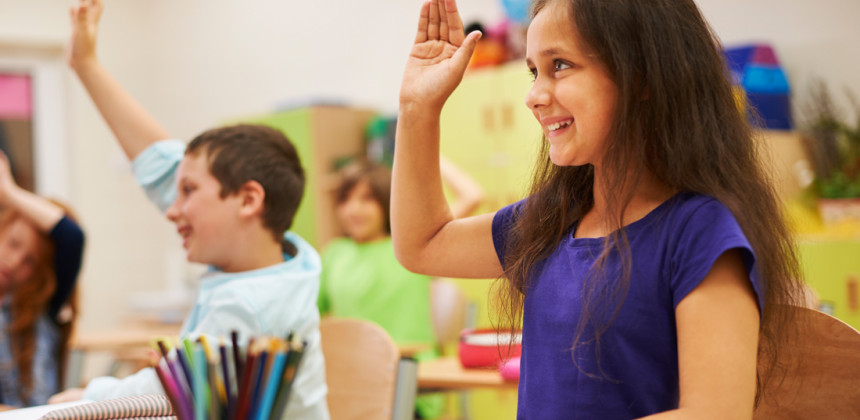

left=48, top=387, right=86, bottom=404
left=400, top=0, right=482, bottom=113
left=67, top=0, right=103, bottom=70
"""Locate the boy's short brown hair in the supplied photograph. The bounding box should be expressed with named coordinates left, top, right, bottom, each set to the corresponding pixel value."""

left=186, top=124, right=304, bottom=241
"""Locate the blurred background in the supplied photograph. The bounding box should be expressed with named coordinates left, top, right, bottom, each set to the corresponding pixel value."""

left=1, top=0, right=859, bottom=417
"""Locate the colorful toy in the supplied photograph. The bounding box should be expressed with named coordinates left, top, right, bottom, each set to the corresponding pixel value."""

left=724, top=44, right=794, bottom=130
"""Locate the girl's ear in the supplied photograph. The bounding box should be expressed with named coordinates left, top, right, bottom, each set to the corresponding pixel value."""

left=238, top=180, right=266, bottom=218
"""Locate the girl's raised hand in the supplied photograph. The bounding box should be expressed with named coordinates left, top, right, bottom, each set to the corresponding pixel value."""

left=400, top=0, right=482, bottom=113
left=67, top=0, right=104, bottom=69
left=0, top=151, right=18, bottom=206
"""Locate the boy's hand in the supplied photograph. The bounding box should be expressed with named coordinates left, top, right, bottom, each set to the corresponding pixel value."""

left=399, top=0, right=481, bottom=114
left=68, top=0, right=104, bottom=70
left=48, top=387, right=86, bottom=404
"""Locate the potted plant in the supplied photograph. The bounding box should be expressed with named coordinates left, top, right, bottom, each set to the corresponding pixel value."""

left=800, top=80, right=860, bottom=224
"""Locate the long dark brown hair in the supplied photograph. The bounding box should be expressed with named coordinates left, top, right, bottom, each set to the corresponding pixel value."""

left=496, top=0, right=805, bottom=403
left=2, top=202, right=80, bottom=404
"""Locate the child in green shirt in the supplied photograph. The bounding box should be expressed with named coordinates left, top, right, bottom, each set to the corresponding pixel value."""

left=318, top=158, right=482, bottom=418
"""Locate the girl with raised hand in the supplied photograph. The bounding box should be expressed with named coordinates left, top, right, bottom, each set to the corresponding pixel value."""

left=391, top=0, right=805, bottom=418
left=0, top=151, right=84, bottom=408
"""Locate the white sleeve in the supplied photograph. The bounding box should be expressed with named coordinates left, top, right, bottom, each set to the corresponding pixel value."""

left=82, top=367, right=164, bottom=401
left=130, top=139, right=187, bottom=213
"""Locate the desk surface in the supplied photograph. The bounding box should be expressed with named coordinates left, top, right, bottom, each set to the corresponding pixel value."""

left=417, top=357, right=518, bottom=390
left=71, top=324, right=182, bottom=351
left=74, top=325, right=432, bottom=357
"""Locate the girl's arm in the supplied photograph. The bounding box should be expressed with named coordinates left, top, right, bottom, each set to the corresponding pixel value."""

left=0, top=152, right=85, bottom=319
left=68, top=0, right=169, bottom=160
left=638, top=250, right=759, bottom=420
left=47, top=218, right=85, bottom=320
left=0, top=152, right=63, bottom=232
left=440, top=156, right=485, bottom=219
left=392, top=0, right=502, bottom=279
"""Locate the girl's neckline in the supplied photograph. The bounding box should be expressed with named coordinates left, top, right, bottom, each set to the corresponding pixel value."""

left=568, top=192, right=684, bottom=247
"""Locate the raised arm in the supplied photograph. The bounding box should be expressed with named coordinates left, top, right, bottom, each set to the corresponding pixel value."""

left=0, top=152, right=84, bottom=319
left=391, top=0, right=502, bottom=279
left=440, top=156, right=485, bottom=219
left=68, top=0, right=169, bottom=160
left=0, top=151, right=63, bottom=233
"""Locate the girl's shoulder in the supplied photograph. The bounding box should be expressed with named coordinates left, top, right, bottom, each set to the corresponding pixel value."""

left=653, top=192, right=749, bottom=253
left=663, top=192, right=737, bottom=225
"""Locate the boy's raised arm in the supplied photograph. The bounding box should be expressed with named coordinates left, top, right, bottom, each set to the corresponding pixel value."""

left=68, top=0, right=169, bottom=161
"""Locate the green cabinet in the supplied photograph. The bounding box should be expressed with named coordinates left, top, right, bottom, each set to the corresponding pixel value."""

left=797, top=237, right=860, bottom=329
left=440, top=62, right=541, bottom=214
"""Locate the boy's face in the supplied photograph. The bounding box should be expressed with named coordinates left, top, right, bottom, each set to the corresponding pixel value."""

left=166, top=152, right=244, bottom=268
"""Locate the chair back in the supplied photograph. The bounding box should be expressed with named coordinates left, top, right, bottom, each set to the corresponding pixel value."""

left=319, top=318, right=400, bottom=420
left=754, top=306, right=860, bottom=419
left=430, top=278, right=469, bottom=347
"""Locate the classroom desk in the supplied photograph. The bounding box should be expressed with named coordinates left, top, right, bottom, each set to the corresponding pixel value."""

left=74, top=328, right=430, bottom=355
left=66, top=323, right=183, bottom=388
left=417, top=356, right=518, bottom=391
left=396, top=342, right=433, bottom=358
left=71, top=325, right=183, bottom=351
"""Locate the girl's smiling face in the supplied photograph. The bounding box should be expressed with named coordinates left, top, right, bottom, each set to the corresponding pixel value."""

left=525, top=0, right=619, bottom=168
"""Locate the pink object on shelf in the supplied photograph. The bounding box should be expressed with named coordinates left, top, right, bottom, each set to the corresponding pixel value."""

left=458, top=328, right=522, bottom=369
left=498, top=356, right=520, bottom=381
left=0, top=74, right=32, bottom=119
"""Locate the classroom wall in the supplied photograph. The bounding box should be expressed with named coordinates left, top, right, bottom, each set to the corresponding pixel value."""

left=0, top=0, right=858, bottom=339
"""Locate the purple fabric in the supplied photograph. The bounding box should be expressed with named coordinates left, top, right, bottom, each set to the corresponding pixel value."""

left=492, top=192, right=763, bottom=419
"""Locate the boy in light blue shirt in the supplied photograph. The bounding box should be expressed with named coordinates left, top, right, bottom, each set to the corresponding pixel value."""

left=51, top=1, right=328, bottom=418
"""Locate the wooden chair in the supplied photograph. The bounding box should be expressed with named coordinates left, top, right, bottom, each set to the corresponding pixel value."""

left=754, top=306, right=860, bottom=419
left=430, top=279, right=480, bottom=420
left=319, top=318, right=415, bottom=420
left=430, top=279, right=470, bottom=349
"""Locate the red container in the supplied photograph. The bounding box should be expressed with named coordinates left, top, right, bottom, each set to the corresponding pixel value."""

left=458, top=328, right=522, bottom=369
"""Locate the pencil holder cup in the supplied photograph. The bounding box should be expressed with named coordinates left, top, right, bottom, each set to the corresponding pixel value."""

left=458, top=328, right=522, bottom=369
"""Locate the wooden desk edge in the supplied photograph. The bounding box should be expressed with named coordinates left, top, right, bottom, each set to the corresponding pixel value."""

left=417, top=357, right=518, bottom=390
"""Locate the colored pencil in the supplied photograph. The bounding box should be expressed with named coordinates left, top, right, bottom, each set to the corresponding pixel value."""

left=175, top=344, right=195, bottom=396
left=255, top=341, right=288, bottom=420
left=154, top=333, right=304, bottom=420
left=247, top=338, right=271, bottom=420
left=193, top=343, right=209, bottom=420
left=157, top=340, right=193, bottom=406
left=155, top=361, right=189, bottom=420
left=235, top=340, right=260, bottom=420
left=184, top=337, right=197, bottom=371
left=269, top=336, right=305, bottom=420
left=231, top=331, right=242, bottom=382
left=219, top=338, right=235, bottom=416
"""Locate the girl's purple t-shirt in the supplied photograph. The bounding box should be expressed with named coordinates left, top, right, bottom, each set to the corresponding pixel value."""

left=492, top=192, right=764, bottom=419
